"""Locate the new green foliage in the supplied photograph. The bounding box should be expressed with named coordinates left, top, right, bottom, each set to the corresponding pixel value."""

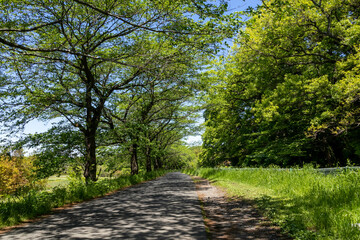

left=107, top=66, right=203, bottom=173
left=19, top=124, right=85, bottom=179
left=0, top=0, right=239, bottom=181
left=201, top=0, right=360, bottom=167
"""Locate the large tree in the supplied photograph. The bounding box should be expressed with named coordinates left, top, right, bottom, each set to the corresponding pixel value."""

left=201, top=0, right=360, bottom=167
left=0, top=0, right=237, bottom=181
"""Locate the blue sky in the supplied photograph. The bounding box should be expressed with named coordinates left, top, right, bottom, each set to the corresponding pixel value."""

left=16, top=0, right=263, bottom=145
left=181, top=0, right=263, bottom=144
left=227, top=0, right=261, bottom=13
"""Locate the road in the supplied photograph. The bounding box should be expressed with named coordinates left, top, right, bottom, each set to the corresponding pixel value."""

left=0, top=172, right=207, bottom=240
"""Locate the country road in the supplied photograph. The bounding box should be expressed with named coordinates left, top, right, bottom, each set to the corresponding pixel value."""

left=0, top=172, right=207, bottom=240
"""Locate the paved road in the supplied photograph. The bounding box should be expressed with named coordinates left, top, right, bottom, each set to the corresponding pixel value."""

left=0, top=172, right=207, bottom=240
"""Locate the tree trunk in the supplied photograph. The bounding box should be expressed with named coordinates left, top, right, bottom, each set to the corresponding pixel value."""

left=325, top=145, right=336, bottom=166
left=84, top=133, right=97, bottom=183
left=130, top=144, right=139, bottom=175
left=154, top=157, right=160, bottom=170
left=158, top=157, right=163, bottom=169
left=145, top=146, right=152, bottom=172
left=82, top=55, right=101, bottom=183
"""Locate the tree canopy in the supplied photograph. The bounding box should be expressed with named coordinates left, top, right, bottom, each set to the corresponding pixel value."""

left=2, top=0, right=358, bottom=175
left=0, top=0, right=239, bottom=181
left=201, top=0, right=360, bottom=167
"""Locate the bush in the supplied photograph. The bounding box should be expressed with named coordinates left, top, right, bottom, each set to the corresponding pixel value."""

left=0, top=155, right=42, bottom=196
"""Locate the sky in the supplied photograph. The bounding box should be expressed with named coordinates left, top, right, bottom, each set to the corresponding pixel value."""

left=227, top=0, right=261, bottom=13
left=8, top=0, right=263, bottom=146
left=183, top=0, right=262, bottom=144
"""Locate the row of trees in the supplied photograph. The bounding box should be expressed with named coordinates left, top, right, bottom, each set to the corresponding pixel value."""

left=7, top=0, right=354, bottom=174
left=201, top=0, right=360, bottom=167
left=0, top=0, right=239, bottom=181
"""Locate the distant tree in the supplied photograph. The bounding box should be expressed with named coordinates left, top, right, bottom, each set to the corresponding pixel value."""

left=108, top=66, right=201, bottom=174
left=21, top=124, right=85, bottom=179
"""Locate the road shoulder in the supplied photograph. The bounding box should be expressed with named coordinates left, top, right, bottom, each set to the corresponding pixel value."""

left=192, top=176, right=292, bottom=240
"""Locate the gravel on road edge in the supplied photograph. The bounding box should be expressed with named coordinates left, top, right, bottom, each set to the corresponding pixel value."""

left=192, top=176, right=292, bottom=240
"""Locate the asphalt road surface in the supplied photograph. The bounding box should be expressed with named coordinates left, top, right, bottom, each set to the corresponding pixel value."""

left=0, top=172, right=207, bottom=240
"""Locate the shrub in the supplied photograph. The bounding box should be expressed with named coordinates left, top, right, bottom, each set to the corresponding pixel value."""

left=0, top=170, right=169, bottom=228
left=0, top=155, right=41, bottom=196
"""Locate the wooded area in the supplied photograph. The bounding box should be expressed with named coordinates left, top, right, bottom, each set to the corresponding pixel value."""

left=201, top=0, right=360, bottom=168
left=1, top=1, right=360, bottom=239
left=0, top=0, right=237, bottom=184
left=0, top=0, right=360, bottom=187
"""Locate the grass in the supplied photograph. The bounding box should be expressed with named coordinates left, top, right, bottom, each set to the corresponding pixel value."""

left=46, top=175, right=112, bottom=189
left=46, top=175, right=70, bottom=188
left=183, top=167, right=360, bottom=240
left=0, top=170, right=169, bottom=228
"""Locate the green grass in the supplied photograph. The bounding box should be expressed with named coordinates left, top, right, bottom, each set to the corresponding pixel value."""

left=183, top=167, right=360, bottom=240
left=46, top=175, right=70, bottom=188
left=0, top=170, right=169, bottom=228
left=46, top=175, right=112, bottom=189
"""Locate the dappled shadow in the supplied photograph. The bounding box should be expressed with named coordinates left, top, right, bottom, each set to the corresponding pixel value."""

left=194, top=178, right=292, bottom=240
left=255, top=188, right=360, bottom=239
left=255, top=195, right=310, bottom=237
left=0, top=172, right=207, bottom=240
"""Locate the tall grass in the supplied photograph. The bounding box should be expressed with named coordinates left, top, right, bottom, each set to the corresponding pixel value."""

left=184, top=167, right=360, bottom=240
left=0, top=170, right=168, bottom=228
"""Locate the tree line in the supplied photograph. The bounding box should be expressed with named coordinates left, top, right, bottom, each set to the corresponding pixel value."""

left=3, top=0, right=357, bottom=180
left=0, top=0, right=239, bottom=182
left=201, top=0, right=360, bottom=167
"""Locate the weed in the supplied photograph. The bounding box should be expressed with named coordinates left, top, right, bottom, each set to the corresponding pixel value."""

left=183, top=168, right=360, bottom=239
left=0, top=170, right=169, bottom=228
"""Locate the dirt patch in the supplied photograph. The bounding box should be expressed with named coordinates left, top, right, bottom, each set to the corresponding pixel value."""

left=193, top=176, right=292, bottom=240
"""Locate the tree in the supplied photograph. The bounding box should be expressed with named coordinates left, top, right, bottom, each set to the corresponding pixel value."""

left=0, top=0, right=237, bottom=181
left=202, top=0, right=360, bottom=167
left=107, top=63, right=201, bottom=174
left=21, top=124, right=85, bottom=179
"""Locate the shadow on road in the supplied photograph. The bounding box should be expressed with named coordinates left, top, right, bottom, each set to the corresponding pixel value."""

left=0, top=172, right=207, bottom=240
left=194, top=177, right=292, bottom=240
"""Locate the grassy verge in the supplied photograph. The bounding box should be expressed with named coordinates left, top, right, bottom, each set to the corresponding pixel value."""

left=46, top=175, right=113, bottom=189
left=183, top=168, right=360, bottom=240
left=46, top=175, right=70, bottom=188
left=0, top=170, right=169, bottom=228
